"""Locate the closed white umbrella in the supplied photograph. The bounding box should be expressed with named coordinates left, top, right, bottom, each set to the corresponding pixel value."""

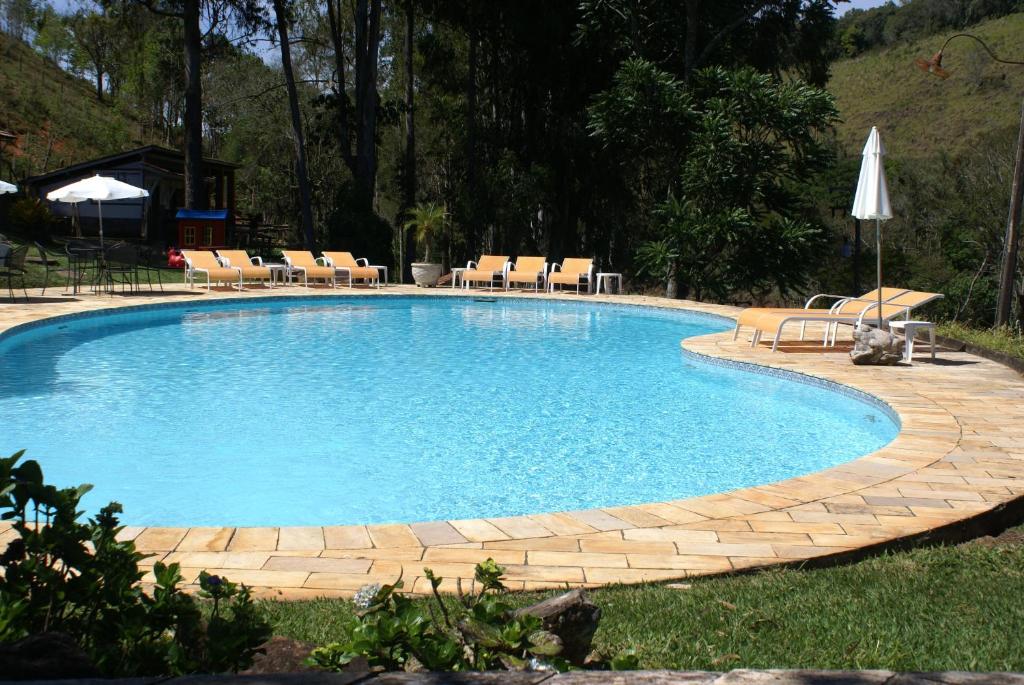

left=851, top=126, right=893, bottom=329
left=0, top=180, right=16, bottom=194
left=46, top=174, right=149, bottom=247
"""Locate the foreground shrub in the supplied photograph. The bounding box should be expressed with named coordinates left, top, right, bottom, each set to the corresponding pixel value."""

left=310, top=560, right=637, bottom=673
left=0, top=450, right=271, bottom=675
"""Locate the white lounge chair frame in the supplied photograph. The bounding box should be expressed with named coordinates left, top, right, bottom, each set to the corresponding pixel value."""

left=282, top=253, right=336, bottom=288
left=217, top=252, right=274, bottom=289
left=547, top=261, right=595, bottom=294
left=750, top=292, right=943, bottom=352
left=324, top=254, right=381, bottom=289
left=504, top=261, right=548, bottom=292
left=184, top=253, right=243, bottom=291
left=732, top=290, right=911, bottom=343
left=461, top=259, right=510, bottom=291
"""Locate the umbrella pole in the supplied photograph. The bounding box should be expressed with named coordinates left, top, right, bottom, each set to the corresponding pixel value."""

left=97, top=201, right=104, bottom=248
left=876, top=218, right=883, bottom=329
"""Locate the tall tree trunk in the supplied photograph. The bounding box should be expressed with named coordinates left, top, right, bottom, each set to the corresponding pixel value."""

left=326, top=0, right=354, bottom=173
left=684, top=0, right=698, bottom=81
left=273, top=0, right=315, bottom=251
left=182, top=0, right=205, bottom=209
left=353, top=0, right=382, bottom=210
left=465, top=26, right=478, bottom=258
left=402, top=0, right=416, bottom=282
left=95, top=68, right=103, bottom=101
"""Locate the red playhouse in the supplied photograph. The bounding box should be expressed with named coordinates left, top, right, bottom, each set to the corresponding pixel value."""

left=175, top=208, right=228, bottom=249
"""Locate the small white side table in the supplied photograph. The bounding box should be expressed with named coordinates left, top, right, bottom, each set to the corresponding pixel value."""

left=889, top=320, right=936, bottom=364
left=595, top=272, right=623, bottom=295
left=450, top=267, right=467, bottom=289
left=369, top=264, right=388, bottom=286
left=263, top=263, right=289, bottom=286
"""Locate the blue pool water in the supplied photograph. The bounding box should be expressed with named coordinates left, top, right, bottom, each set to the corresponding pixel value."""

left=0, top=297, right=897, bottom=526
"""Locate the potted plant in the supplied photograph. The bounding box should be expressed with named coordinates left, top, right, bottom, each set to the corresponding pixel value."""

left=403, top=202, right=447, bottom=287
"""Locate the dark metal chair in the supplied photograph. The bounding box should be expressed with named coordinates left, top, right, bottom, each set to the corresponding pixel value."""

left=136, top=244, right=165, bottom=292
left=31, top=242, right=58, bottom=295
left=0, top=244, right=30, bottom=301
left=104, top=244, right=140, bottom=293
left=63, top=241, right=100, bottom=295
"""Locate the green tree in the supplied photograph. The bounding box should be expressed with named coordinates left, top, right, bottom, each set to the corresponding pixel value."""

left=32, top=2, right=73, bottom=66
left=68, top=9, right=115, bottom=101
left=1, top=0, right=38, bottom=41
left=591, top=62, right=837, bottom=300
left=403, top=201, right=446, bottom=263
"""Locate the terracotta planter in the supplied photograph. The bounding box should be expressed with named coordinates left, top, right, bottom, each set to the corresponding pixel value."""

left=411, top=262, right=443, bottom=287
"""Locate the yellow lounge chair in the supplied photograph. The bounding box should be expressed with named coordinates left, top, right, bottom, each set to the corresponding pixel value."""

left=322, top=251, right=381, bottom=288
left=547, top=258, right=594, bottom=294
left=734, top=288, right=911, bottom=341
left=217, top=249, right=274, bottom=288
left=505, top=256, right=547, bottom=292
left=282, top=250, right=336, bottom=287
left=462, top=255, right=510, bottom=290
left=182, top=249, right=242, bottom=290
left=748, top=290, right=944, bottom=352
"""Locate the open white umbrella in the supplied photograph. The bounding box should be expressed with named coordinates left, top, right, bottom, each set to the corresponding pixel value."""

left=0, top=180, right=16, bottom=194
left=851, top=126, right=892, bottom=329
left=46, top=174, right=149, bottom=247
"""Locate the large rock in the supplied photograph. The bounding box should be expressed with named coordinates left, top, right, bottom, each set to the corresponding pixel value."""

left=850, top=325, right=903, bottom=366
left=241, top=636, right=318, bottom=674
left=515, top=589, right=601, bottom=666
left=0, top=631, right=99, bottom=679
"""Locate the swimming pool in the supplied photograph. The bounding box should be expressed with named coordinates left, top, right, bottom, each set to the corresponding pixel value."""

left=0, top=296, right=898, bottom=527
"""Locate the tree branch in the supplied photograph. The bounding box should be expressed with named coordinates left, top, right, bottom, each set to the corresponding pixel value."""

left=133, top=0, right=183, bottom=19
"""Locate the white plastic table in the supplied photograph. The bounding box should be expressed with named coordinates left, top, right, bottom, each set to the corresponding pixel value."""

left=889, top=320, right=936, bottom=364
left=595, top=272, right=623, bottom=295
left=450, top=267, right=467, bottom=289
left=369, top=264, right=388, bottom=286
left=262, top=263, right=289, bottom=286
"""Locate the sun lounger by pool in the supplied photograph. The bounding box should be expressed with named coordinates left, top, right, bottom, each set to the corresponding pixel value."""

left=183, top=249, right=243, bottom=290
left=747, top=290, right=944, bottom=352
left=282, top=250, right=336, bottom=288
left=322, top=251, right=380, bottom=288
left=217, top=249, right=274, bottom=288
left=505, top=256, right=547, bottom=292
left=547, top=258, right=594, bottom=294
left=462, top=255, right=510, bottom=290
left=734, top=288, right=911, bottom=341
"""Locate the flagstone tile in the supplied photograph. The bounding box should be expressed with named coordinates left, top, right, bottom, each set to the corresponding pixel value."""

left=134, top=527, right=188, bottom=551
left=177, top=527, right=233, bottom=552
left=323, top=525, right=372, bottom=549
left=449, top=518, right=511, bottom=542
left=277, top=527, right=325, bottom=550
left=410, top=521, right=467, bottom=547
left=228, top=527, right=278, bottom=551
left=367, top=524, right=420, bottom=548
left=321, top=547, right=424, bottom=561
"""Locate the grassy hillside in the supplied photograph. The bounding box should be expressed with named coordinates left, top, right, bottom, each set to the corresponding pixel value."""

left=828, top=12, right=1024, bottom=158
left=0, top=33, right=154, bottom=180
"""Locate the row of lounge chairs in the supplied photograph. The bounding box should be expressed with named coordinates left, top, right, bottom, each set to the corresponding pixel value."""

left=184, top=249, right=600, bottom=294
left=183, top=249, right=380, bottom=290
left=735, top=288, right=944, bottom=352
left=462, top=255, right=594, bottom=293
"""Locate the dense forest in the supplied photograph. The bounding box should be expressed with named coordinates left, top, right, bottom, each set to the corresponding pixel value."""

left=1, top=0, right=1023, bottom=326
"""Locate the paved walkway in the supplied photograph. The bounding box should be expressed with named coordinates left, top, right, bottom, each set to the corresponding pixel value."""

left=1, top=284, right=1023, bottom=599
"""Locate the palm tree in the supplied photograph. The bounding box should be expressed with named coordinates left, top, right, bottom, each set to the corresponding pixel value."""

left=402, top=202, right=447, bottom=263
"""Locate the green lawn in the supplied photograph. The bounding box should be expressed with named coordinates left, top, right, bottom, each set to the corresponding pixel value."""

left=937, top=322, right=1024, bottom=363
left=1, top=239, right=187, bottom=292
left=259, top=528, right=1024, bottom=672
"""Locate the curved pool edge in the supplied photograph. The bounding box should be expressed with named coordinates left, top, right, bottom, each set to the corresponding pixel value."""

left=2, top=284, right=1023, bottom=598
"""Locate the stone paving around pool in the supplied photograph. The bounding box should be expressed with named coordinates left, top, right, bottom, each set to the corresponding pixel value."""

left=1, top=283, right=1023, bottom=599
